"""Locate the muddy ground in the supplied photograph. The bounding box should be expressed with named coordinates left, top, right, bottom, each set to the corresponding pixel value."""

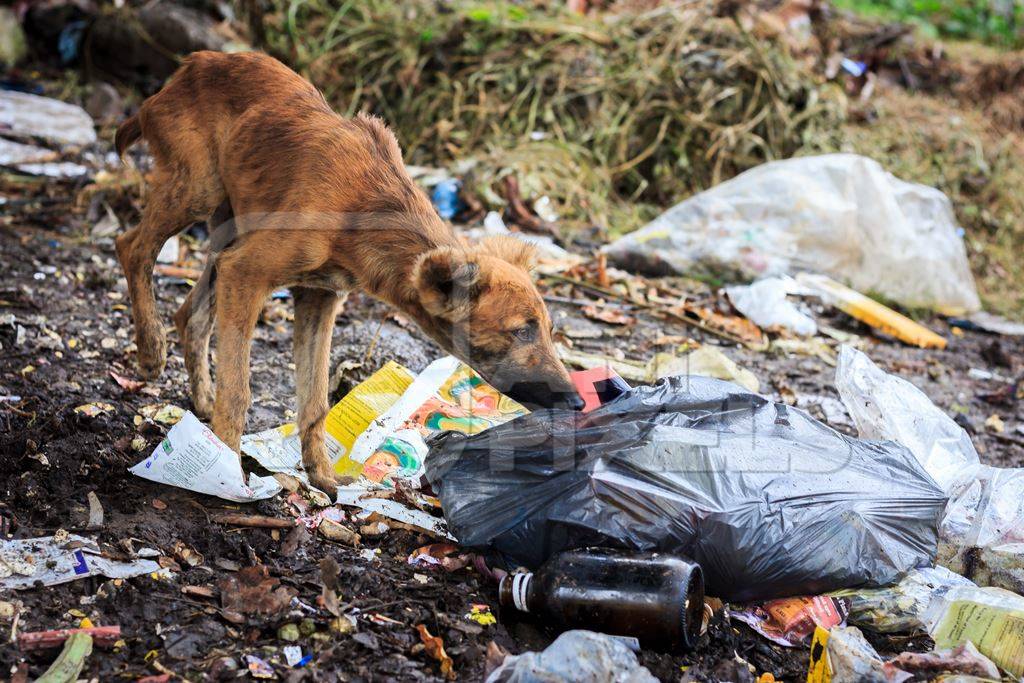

left=1, top=131, right=1023, bottom=682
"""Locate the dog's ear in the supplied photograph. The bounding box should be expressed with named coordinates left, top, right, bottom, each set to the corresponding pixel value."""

left=477, top=235, right=538, bottom=272
left=412, top=246, right=481, bottom=319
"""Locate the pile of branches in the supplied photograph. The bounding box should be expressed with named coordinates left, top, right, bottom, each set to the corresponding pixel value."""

left=252, top=0, right=845, bottom=227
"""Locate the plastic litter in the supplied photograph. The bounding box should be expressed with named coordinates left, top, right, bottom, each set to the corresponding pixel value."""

left=0, top=7, right=27, bottom=66
left=569, top=367, right=630, bottom=413
left=0, top=138, right=89, bottom=178
left=602, top=154, right=980, bottom=315
left=0, top=90, right=97, bottom=147
left=808, top=624, right=1001, bottom=683
left=798, top=274, right=947, bottom=349
left=426, top=375, right=946, bottom=602
left=464, top=211, right=573, bottom=263
left=245, top=654, right=275, bottom=679
left=814, top=626, right=895, bottom=683
left=832, top=566, right=973, bottom=634
left=35, top=631, right=93, bottom=683
left=922, top=583, right=1024, bottom=676
left=888, top=641, right=1000, bottom=681
left=0, top=534, right=163, bottom=589
left=835, top=345, right=978, bottom=491
left=836, top=345, right=1024, bottom=593
left=649, top=346, right=761, bottom=392
left=730, top=596, right=849, bottom=647
left=532, top=195, right=559, bottom=223
left=939, top=465, right=1024, bottom=593
left=726, top=276, right=817, bottom=336
left=561, top=345, right=760, bottom=392
left=484, top=630, right=658, bottom=683
left=431, top=179, right=464, bottom=220
left=956, top=311, right=1024, bottom=336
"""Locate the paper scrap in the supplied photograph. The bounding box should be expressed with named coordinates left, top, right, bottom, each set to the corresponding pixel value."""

left=335, top=485, right=454, bottom=540
left=130, top=412, right=281, bottom=502
left=242, top=361, right=415, bottom=487
left=0, top=534, right=163, bottom=589
left=245, top=357, right=525, bottom=489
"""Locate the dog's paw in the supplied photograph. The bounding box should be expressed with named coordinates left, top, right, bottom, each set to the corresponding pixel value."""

left=136, top=330, right=167, bottom=380
left=307, top=468, right=345, bottom=501
left=191, top=386, right=214, bottom=420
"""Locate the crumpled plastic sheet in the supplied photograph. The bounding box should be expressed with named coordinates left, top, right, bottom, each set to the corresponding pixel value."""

left=601, top=153, right=980, bottom=315
left=426, top=375, right=946, bottom=602
left=835, top=345, right=979, bottom=492
left=834, top=566, right=974, bottom=634
left=725, top=276, right=817, bottom=336
left=938, top=465, right=1024, bottom=592
left=836, top=345, right=1024, bottom=593
left=485, top=630, right=657, bottom=683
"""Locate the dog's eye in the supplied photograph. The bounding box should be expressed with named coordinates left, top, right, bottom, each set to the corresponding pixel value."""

left=512, top=325, right=535, bottom=342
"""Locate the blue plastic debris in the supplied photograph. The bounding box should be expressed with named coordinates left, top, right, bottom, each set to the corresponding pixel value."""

left=840, top=58, right=867, bottom=78
left=58, top=20, right=88, bottom=65
left=431, top=179, right=464, bottom=221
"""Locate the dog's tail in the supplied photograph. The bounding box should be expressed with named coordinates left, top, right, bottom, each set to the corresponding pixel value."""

left=114, top=113, right=142, bottom=161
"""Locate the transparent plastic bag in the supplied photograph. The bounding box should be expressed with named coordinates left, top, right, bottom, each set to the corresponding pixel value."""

left=835, top=345, right=978, bottom=492
left=602, top=154, right=980, bottom=314
left=832, top=566, right=973, bottom=634
left=836, top=346, right=1024, bottom=593
left=426, top=375, right=946, bottom=601
left=921, top=584, right=1024, bottom=677
left=485, top=631, right=657, bottom=683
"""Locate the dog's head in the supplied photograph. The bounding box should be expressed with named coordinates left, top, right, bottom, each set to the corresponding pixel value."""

left=411, top=236, right=583, bottom=411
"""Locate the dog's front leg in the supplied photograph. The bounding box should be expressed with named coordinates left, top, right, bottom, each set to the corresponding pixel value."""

left=210, top=254, right=272, bottom=452
left=293, top=286, right=343, bottom=495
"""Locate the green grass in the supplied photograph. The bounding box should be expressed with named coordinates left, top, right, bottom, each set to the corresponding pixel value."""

left=833, top=0, right=1024, bottom=47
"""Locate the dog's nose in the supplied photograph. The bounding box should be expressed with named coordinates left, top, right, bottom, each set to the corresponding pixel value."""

left=566, top=393, right=586, bottom=412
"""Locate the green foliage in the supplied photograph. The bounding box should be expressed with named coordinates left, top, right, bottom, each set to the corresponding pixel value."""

left=259, top=0, right=845, bottom=228
left=834, top=0, right=1024, bottom=47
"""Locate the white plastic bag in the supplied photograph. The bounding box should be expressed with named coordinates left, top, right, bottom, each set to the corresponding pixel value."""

left=835, top=346, right=1024, bottom=594
left=603, top=154, right=980, bottom=314
left=726, top=276, right=817, bottom=336
left=835, top=345, right=979, bottom=491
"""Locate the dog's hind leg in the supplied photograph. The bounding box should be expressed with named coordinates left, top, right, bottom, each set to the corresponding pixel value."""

left=116, top=169, right=217, bottom=379
left=174, top=267, right=217, bottom=418
left=292, top=286, right=344, bottom=495
left=174, top=201, right=236, bottom=419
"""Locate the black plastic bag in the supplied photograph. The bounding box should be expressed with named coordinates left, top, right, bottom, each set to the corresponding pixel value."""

left=425, top=376, right=947, bottom=601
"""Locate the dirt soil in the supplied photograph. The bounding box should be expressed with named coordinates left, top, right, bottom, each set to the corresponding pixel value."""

left=2, top=117, right=1023, bottom=683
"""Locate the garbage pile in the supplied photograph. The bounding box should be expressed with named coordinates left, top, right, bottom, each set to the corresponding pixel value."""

left=426, top=370, right=947, bottom=601
left=3, top=2, right=1023, bottom=680
left=94, top=333, right=1022, bottom=680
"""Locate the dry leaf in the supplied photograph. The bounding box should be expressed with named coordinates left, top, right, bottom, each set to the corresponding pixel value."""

left=582, top=303, right=635, bottom=326
left=416, top=624, right=455, bottom=680
left=110, top=370, right=145, bottom=393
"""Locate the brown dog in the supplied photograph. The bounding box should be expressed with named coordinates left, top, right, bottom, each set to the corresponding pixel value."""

left=114, top=51, right=583, bottom=494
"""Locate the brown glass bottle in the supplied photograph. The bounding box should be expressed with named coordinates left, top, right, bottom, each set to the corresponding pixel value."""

left=498, top=548, right=704, bottom=652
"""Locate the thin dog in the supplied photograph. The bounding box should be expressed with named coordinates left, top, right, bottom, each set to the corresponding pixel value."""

left=115, top=51, right=583, bottom=494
